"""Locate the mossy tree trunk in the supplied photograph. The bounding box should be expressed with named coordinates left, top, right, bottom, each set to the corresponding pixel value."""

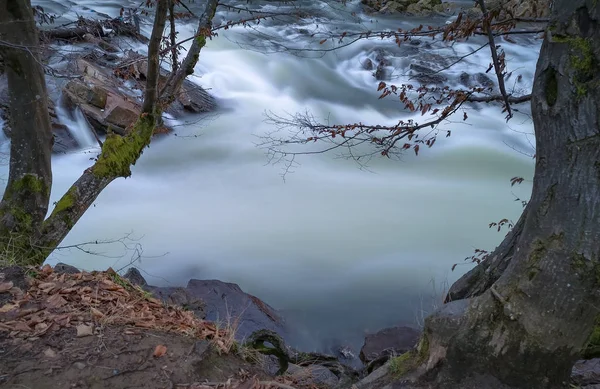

left=0, top=0, right=53, bottom=264
left=0, top=0, right=169, bottom=264
left=411, top=1, right=600, bottom=387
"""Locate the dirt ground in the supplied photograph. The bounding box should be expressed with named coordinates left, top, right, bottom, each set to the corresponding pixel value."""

left=0, top=325, right=266, bottom=389
left=0, top=265, right=325, bottom=389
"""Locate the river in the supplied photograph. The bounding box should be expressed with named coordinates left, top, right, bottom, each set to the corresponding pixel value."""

left=4, top=0, right=538, bottom=352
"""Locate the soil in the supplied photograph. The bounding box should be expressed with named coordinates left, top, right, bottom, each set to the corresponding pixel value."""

left=0, top=265, right=327, bottom=389
left=0, top=325, right=264, bottom=389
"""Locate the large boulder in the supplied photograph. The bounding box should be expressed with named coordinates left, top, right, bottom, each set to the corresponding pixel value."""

left=359, top=326, right=421, bottom=365
left=130, top=271, right=288, bottom=342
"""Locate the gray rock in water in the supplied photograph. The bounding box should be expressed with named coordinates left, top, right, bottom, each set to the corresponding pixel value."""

left=359, top=326, right=421, bottom=364
left=572, top=358, right=600, bottom=386
left=54, top=263, right=80, bottom=274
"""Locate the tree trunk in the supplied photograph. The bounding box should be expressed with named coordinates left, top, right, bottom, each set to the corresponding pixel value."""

left=159, top=0, right=218, bottom=106
left=0, top=0, right=53, bottom=264
left=409, top=1, right=600, bottom=387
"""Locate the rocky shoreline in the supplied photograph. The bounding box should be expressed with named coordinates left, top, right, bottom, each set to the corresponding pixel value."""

left=1, top=263, right=599, bottom=388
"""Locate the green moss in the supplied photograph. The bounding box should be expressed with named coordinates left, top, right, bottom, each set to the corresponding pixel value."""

left=553, top=35, right=596, bottom=97
left=52, top=187, right=76, bottom=215
left=389, top=334, right=430, bottom=378
left=389, top=352, right=415, bottom=377
left=571, top=253, right=600, bottom=286
left=584, top=322, right=600, bottom=359
left=92, top=115, right=155, bottom=178
left=13, top=174, right=47, bottom=194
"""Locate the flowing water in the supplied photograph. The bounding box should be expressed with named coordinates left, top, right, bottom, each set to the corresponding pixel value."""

left=3, top=0, right=539, bottom=351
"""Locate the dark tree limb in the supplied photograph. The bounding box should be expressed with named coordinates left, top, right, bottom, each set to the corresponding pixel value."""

left=478, top=0, right=514, bottom=119
left=142, top=0, right=169, bottom=114
left=467, top=94, right=531, bottom=103
left=159, top=0, right=219, bottom=106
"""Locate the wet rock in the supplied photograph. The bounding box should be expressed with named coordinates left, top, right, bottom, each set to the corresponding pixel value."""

left=64, top=80, right=108, bottom=109
left=374, top=63, right=391, bottom=81
left=54, top=263, right=80, bottom=274
left=123, top=267, right=147, bottom=286
left=458, top=72, right=495, bottom=90
left=359, top=326, right=421, bottom=365
left=572, top=359, right=600, bottom=386
left=363, top=58, right=374, bottom=71
left=409, top=64, right=447, bottom=85
left=287, top=364, right=340, bottom=387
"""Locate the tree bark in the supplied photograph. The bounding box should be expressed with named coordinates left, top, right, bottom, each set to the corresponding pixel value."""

left=142, top=0, right=169, bottom=114
left=159, top=0, right=218, bottom=106
left=408, top=1, right=600, bottom=387
left=0, top=0, right=53, bottom=264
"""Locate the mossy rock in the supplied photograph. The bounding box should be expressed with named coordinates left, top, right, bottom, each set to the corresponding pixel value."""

left=583, top=324, right=600, bottom=359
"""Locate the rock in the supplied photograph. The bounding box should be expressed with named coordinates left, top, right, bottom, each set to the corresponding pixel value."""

left=76, top=324, right=94, bottom=337
left=363, top=58, right=374, bottom=71
left=43, top=348, right=58, bottom=359
left=459, top=72, right=495, bottom=90
left=64, top=80, right=108, bottom=109
left=146, top=278, right=287, bottom=342
left=374, top=63, right=391, bottom=81
left=123, top=267, right=147, bottom=286
left=287, top=364, right=340, bottom=387
left=54, top=263, right=80, bottom=274
left=409, top=64, right=447, bottom=85
left=105, top=105, right=139, bottom=129
left=359, top=326, right=421, bottom=364
left=572, top=359, right=600, bottom=386
left=73, top=361, right=86, bottom=370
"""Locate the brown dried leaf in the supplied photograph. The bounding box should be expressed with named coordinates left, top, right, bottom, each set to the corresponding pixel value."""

left=46, top=294, right=68, bottom=309
left=153, top=344, right=167, bottom=358
left=38, top=282, right=57, bottom=293
left=91, top=307, right=105, bottom=319
left=0, top=282, right=14, bottom=293
left=0, top=303, right=18, bottom=313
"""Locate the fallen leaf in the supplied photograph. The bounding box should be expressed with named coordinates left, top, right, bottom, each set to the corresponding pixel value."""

left=0, top=303, right=17, bottom=313
left=76, top=324, right=94, bottom=337
left=14, top=321, right=32, bottom=332
left=153, top=344, right=167, bottom=358
left=41, top=264, right=53, bottom=274
left=38, top=282, right=57, bottom=293
left=91, top=307, right=105, bottom=319
left=46, top=294, right=67, bottom=309
left=0, top=282, right=14, bottom=293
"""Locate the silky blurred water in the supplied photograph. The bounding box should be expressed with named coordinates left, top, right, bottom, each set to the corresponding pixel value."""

left=2, top=0, right=538, bottom=351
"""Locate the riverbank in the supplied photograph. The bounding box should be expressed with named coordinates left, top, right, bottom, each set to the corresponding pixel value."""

left=1, top=264, right=599, bottom=389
